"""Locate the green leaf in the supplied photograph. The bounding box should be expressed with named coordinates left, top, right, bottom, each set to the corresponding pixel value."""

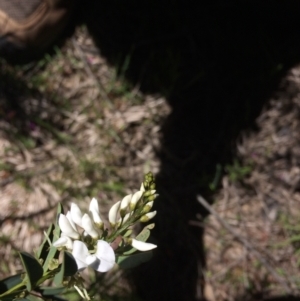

left=56, top=203, right=64, bottom=222
left=19, top=252, right=43, bottom=292
left=0, top=274, right=23, bottom=293
left=36, top=224, right=55, bottom=260
left=54, top=251, right=77, bottom=286
left=37, top=286, right=66, bottom=296
left=117, top=251, right=153, bottom=269
left=136, top=228, right=151, bottom=242
left=53, top=204, right=63, bottom=243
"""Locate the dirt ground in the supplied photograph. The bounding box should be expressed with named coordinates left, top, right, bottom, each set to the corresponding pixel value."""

left=1, top=2, right=300, bottom=301
left=203, top=66, right=300, bottom=301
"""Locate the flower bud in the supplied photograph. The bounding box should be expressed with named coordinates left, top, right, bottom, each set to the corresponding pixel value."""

left=130, top=191, right=143, bottom=211
left=89, top=198, right=103, bottom=228
left=140, top=211, right=157, bottom=222
left=108, top=201, right=121, bottom=227
left=143, top=190, right=156, bottom=197
left=141, top=201, right=154, bottom=214
left=120, top=194, right=132, bottom=217
left=131, top=238, right=157, bottom=251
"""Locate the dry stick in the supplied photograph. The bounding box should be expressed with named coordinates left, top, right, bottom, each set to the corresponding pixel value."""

left=197, top=195, right=292, bottom=294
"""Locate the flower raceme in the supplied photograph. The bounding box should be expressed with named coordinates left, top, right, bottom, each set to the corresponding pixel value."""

left=53, top=174, right=158, bottom=273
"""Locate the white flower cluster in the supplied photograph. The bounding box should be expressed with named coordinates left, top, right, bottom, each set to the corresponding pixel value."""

left=53, top=198, right=115, bottom=272
left=53, top=184, right=157, bottom=273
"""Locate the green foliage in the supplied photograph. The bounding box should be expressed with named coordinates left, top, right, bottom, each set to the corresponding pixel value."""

left=117, top=252, right=153, bottom=269
left=19, top=252, right=43, bottom=291
left=225, top=159, right=252, bottom=182
left=54, top=252, right=77, bottom=286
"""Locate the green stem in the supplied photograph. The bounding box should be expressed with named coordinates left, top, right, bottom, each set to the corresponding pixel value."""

left=0, top=268, right=58, bottom=298
left=0, top=281, right=26, bottom=297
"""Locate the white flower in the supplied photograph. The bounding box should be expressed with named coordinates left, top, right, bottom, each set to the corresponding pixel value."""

left=58, top=214, right=80, bottom=239
left=130, top=191, right=143, bottom=211
left=89, top=198, right=103, bottom=227
left=70, top=203, right=83, bottom=227
left=108, top=201, right=121, bottom=226
left=131, top=239, right=157, bottom=251
left=72, top=240, right=115, bottom=272
left=82, top=214, right=98, bottom=239
left=53, top=236, right=73, bottom=250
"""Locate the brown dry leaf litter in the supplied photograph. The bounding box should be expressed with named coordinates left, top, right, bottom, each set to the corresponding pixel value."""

left=203, top=65, right=300, bottom=301
left=0, top=27, right=170, bottom=279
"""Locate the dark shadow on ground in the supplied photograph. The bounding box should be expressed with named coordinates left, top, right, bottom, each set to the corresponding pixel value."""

left=83, top=1, right=300, bottom=301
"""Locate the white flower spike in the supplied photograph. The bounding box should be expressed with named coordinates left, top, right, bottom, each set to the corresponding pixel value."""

left=131, top=239, right=157, bottom=251
left=58, top=214, right=80, bottom=239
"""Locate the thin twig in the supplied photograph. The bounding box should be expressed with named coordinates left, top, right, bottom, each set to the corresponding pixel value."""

left=197, top=195, right=292, bottom=294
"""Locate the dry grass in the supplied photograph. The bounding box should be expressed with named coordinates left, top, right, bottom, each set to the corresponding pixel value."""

left=0, top=26, right=169, bottom=291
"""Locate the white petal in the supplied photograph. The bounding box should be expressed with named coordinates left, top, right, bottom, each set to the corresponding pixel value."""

left=53, top=236, right=68, bottom=247
left=120, top=194, right=132, bottom=210
left=140, top=182, right=145, bottom=192
left=130, top=191, right=143, bottom=210
left=70, top=203, right=83, bottom=227
left=90, top=208, right=102, bottom=225
left=58, top=214, right=80, bottom=239
left=72, top=241, right=89, bottom=271
left=146, top=211, right=157, bottom=219
left=108, top=201, right=121, bottom=226
left=89, top=198, right=102, bottom=224
left=82, top=214, right=98, bottom=239
left=66, top=211, right=77, bottom=231
left=86, top=254, right=98, bottom=266
left=89, top=198, right=99, bottom=214
left=131, top=239, right=157, bottom=251
left=95, top=240, right=115, bottom=272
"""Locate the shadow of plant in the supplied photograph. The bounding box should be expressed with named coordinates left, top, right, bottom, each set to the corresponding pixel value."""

left=82, top=1, right=300, bottom=300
